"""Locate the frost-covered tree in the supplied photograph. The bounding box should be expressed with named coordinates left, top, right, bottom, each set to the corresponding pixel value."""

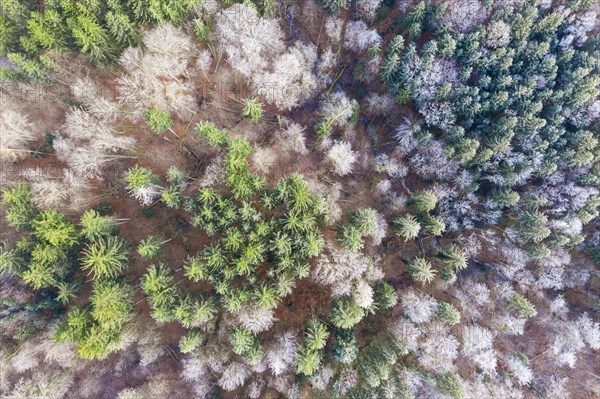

left=117, top=23, right=196, bottom=120
left=418, top=323, right=460, bottom=372
left=254, top=43, right=320, bottom=110
left=277, top=121, right=307, bottom=155
left=28, top=170, right=93, bottom=211
left=213, top=3, right=284, bottom=79
left=54, top=107, right=136, bottom=177
left=462, top=325, right=496, bottom=374
left=358, top=0, right=383, bottom=20
left=218, top=362, right=250, bottom=391
left=344, top=21, right=382, bottom=52
left=506, top=353, right=533, bottom=386
left=267, top=331, right=298, bottom=376
left=312, top=243, right=370, bottom=287
left=234, top=304, right=277, bottom=334
left=327, top=141, right=357, bottom=176
left=401, top=289, right=437, bottom=324
left=316, top=92, right=357, bottom=136
left=352, top=279, right=374, bottom=309
left=0, top=109, right=36, bottom=161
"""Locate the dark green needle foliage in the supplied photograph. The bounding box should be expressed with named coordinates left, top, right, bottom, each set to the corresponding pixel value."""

left=381, top=0, right=600, bottom=255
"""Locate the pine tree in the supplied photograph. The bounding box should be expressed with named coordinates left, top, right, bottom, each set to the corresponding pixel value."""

left=492, top=187, right=520, bottom=208
left=21, top=258, right=58, bottom=289
left=161, top=187, right=184, bottom=208
left=125, top=165, right=163, bottom=205
left=193, top=297, right=217, bottom=324
left=1, top=0, right=34, bottom=24
left=141, top=263, right=180, bottom=309
left=338, top=225, right=364, bottom=252
left=26, top=10, right=69, bottom=50
left=436, top=372, right=464, bottom=399
left=254, top=283, right=279, bottom=310
left=229, top=326, right=263, bottom=364
left=147, top=0, right=196, bottom=25
left=55, top=307, right=92, bottom=344
left=319, top=0, right=349, bottom=15
left=0, top=248, right=24, bottom=275
left=55, top=281, right=79, bottom=305
left=183, top=255, right=209, bottom=282
left=196, top=121, right=230, bottom=148
left=517, top=210, right=551, bottom=243
left=129, top=0, right=153, bottom=23
left=373, top=282, right=398, bottom=309
left=407, top=1, right=428, bottom=40
left=230, top=326, right=255, bottom=355
left=420, top=214, right=446, bottom=236
left=350, top=208, right=379, bottom=237
left=81, top=236, right=129, bottom=279
left=193, top=18, right=210, bottom=42
left=355, top=331, right=403, bottom=388
left=5, top=53, right=49, bottom=81
left=126, top=165, right=159, bottom=189
left=0, top=15, right=18, bottom=55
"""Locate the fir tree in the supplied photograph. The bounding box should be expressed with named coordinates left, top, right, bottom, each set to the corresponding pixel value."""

left=330, top=297, right=365, bottom=329
left=409, top=190, right=438, bottom=213
left=179, top=329, right=204, bottom=354
left=137, top=235, right=163, bottom=258
left=80, top=210, right=117, bottom=241
left=81, top=236, right=129, bottom=279
left=510, top=293, right=537, bottom=318
left=393, top=214, right=421, bottom=241
left=407, top=257, right=436, bottom=283
left=242, top=98, right=264, bottom=123
left=437, top=301, right=461, bottom=325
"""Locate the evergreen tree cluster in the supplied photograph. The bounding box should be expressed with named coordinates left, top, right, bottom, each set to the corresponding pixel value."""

left=382, top=0, right=600, bottom=256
